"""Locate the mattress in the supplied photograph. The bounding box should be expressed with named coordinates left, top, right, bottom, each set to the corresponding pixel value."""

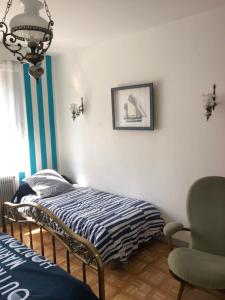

left=20, top=186, right=164, bottom=263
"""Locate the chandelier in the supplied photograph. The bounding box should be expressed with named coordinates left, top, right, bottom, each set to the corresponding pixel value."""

left=0, top=0, right=54, bottom=80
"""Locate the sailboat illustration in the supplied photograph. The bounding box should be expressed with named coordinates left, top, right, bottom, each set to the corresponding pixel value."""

left=124, top=94, right=146, bottom=122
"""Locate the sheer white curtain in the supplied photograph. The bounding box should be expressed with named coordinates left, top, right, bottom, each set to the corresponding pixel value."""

left=0, top=61, right=29, bottom=176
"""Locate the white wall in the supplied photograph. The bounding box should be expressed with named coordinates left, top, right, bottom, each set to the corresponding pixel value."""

left=53, top=7, right=225, bottom=234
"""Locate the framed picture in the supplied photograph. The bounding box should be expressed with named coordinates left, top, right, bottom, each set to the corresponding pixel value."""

left=111, top=83, right=154, bottom=130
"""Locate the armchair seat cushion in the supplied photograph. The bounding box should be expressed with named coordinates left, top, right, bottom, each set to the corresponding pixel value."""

left=168, top=247, right=225, bottom=290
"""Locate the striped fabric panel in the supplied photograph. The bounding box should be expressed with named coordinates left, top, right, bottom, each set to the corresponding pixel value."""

left=36, top=78, right=48, bottom=169
left=22, top=56, right=58, bottom=178
left=23, top=64, right=37, bottom=175
left=45, top=56, right=57, bottom=170
left=20, top=188, right=164, bottom=263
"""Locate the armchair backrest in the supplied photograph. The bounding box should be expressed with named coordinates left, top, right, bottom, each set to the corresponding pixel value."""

left=187, top=176, right=225, bottom=256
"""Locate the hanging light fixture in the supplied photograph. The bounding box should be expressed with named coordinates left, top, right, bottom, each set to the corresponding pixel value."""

left=0, top=0, right=54, bottom=80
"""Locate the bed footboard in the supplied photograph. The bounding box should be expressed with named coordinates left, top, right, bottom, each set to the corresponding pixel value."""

left=3, top=202, right=105, bottom=300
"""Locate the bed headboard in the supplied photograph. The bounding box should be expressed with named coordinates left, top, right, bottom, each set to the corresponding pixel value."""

left=3, top=202, right=105, bottom=300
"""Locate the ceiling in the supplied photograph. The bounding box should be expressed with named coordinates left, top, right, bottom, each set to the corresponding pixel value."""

left=4, top=0, right=225, bottom=48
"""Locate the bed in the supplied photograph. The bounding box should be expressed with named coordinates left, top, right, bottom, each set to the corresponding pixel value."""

left=0, top=233, right=98, bottom=300
left=2, top=202, right=105, bottom=300
left=6, top=169, right=164, bottom=263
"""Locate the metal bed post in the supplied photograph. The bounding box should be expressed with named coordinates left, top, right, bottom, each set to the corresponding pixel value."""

left=98, top=267, right=105, bottom=300
left=10, top=222, right=14, bottom=236
left=40, top=227, right=45, bottom=256
left=52, top=236, right=57, bottom=264
left=82, top=262, right=87, bottom=283
left=1, top=203, right=6, bottom=232
left=66, top=250, right=71, bottom=274
left=19, top=223, right=23, bottom=242
left=29, top=223, right=33, bottom=249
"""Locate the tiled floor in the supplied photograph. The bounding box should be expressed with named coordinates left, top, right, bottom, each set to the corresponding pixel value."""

left=4, top=225, right=225, bottom=300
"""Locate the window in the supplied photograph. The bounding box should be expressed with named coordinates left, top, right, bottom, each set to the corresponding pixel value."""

left=0, top=61, right=29, bottom=176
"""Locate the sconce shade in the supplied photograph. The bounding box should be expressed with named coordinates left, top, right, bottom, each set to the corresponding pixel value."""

left=203, top=94, right=214, bottom=109
left=70, top=98, right=84, bottom=121
left=70, top=103, right=77, bottom=112
left=202, top=85, right=216, bottom=121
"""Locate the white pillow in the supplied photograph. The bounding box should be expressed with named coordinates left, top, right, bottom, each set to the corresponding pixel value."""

left=35, top=169, right=62, bottom=178
left=26, top=169, right=74, bottom=198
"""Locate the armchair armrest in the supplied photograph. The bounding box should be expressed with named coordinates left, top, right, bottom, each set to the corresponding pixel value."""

left=163, top=222, right=184, bottom=237
left=163, top=222, right=190, bottom=251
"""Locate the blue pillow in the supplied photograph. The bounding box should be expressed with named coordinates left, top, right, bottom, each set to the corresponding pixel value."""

left=11, top=183, right=36, bottom=204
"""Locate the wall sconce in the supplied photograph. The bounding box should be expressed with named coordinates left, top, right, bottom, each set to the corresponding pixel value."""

left=70, top=98, right=84, bottom=121
left=202, top=84, right=216, bottom=121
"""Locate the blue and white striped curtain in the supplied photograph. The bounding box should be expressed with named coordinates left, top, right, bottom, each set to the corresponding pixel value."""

left=0, top=56, right=57, bottom=183
left=22, top=56, right=58, bottom=179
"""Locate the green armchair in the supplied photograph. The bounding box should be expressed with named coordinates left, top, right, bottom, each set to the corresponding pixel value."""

left=164, top=176, right=225, bottom=300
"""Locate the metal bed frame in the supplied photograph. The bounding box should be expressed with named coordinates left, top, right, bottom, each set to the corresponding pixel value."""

left=2, top=202, right=105, bottom=300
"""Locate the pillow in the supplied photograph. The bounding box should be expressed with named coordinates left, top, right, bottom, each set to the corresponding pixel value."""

left=35, top=169, right=63, bottom=178
left=25, top=169, right=75, bottom=199
left=33, top=169, right=74, bottom=183
left=11, top=183, right=36, bottom=204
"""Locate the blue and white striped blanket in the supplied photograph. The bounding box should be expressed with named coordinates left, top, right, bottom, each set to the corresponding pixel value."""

left=21, top=187, right=164, bottom=263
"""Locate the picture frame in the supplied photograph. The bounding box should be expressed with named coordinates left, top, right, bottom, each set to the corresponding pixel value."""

left=111, top=83, right=154, bottom=130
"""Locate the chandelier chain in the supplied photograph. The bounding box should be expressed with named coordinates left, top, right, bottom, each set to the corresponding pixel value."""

left=2, top=0, right=13, bottom=23
left=43, top=0, right=52, bottom=21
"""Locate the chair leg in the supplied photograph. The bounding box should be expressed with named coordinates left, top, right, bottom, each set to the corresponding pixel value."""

left=177, top=281, right=185, bottom=300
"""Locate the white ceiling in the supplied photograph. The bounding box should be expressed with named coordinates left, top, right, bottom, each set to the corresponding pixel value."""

left=4, top=0, right=225, bottom=48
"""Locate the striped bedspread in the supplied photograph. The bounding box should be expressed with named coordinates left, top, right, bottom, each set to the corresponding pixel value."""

left=21, top=187, right=164, bottom=263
